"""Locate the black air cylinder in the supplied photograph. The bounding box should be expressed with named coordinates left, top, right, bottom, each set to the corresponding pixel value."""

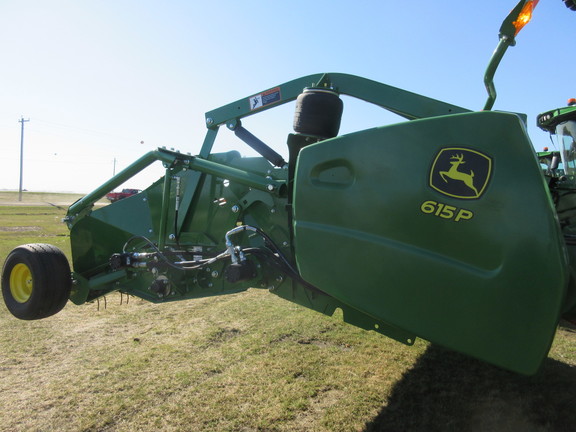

left=293, top=88, right=343, bottom=139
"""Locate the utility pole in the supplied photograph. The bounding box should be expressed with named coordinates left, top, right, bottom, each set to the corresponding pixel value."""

left=18, top=117, right=30, bottom=202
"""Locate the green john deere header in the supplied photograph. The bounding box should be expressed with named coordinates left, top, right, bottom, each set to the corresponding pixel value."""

left=2, top=0, right=576, bottom=375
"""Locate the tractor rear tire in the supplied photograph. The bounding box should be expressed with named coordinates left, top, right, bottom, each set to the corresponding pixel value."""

left=1, top=243, right=71, bottom=320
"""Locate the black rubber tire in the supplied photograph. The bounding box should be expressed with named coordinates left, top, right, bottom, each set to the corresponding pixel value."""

left=564, top=0, right=576, bottom=11
left=1, top=243, right=71, bottom=320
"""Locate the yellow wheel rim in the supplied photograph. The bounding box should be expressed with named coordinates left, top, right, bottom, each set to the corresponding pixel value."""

left=9, top=263, right=33, bottom=303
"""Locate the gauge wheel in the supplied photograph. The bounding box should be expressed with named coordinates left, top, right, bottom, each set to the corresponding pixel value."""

left=1, top=243, right=71, bottom=320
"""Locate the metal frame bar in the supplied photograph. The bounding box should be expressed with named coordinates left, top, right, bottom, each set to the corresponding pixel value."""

left=204, top=72, right=469, bottom=130
left=68, top=73, right=470, bottom=250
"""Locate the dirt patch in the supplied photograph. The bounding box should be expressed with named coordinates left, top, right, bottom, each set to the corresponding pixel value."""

left=0, top=226, right=41, bottom=232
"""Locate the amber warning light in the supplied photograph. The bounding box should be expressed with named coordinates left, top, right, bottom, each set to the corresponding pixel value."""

left=512, top=0, right=539, bottom=35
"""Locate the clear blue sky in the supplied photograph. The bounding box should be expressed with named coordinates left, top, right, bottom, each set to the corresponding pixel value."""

left=0, top=0, right=574, bottom=192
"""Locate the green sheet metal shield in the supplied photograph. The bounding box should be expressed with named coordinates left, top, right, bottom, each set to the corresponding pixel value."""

left=293, top=111, right=568, bottom=374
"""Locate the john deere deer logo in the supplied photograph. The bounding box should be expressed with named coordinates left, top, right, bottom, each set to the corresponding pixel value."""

left=430, top=148, right=492, bottom=199
left=439, top=153, right=479, bottom=196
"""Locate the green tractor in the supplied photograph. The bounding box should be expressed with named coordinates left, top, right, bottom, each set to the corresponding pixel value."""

left=3, top=0, right=576, bottom=375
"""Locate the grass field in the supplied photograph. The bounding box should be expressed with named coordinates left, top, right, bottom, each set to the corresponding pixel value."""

left=0, top=196, right=575, bottom=431
left=0, top=190, right=90, bottom=205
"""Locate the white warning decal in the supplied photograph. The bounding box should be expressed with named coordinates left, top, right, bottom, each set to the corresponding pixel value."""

left=249, top=87, right=281, bottom=111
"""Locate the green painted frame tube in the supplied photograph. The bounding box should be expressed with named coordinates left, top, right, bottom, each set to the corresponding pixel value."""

left=205, top=73, right=469, bottom=129
left=70, top=72, right=467, bottom=222
left=157, top=168, right=174, bottom=250
left=483, top=0, right=536, bottom=111
left=67, top=149, right=178, bottom=217
left=185, top=157, right=286, bottom=195
left=483, top=38, right=512, bottom=111
left=70, top=269, right=128, bottom=305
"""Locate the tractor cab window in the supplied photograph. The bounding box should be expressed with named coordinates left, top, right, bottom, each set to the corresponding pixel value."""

left=538, top=151, right=564, bottom=178
left=556, top=120, right=576, bottom=176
